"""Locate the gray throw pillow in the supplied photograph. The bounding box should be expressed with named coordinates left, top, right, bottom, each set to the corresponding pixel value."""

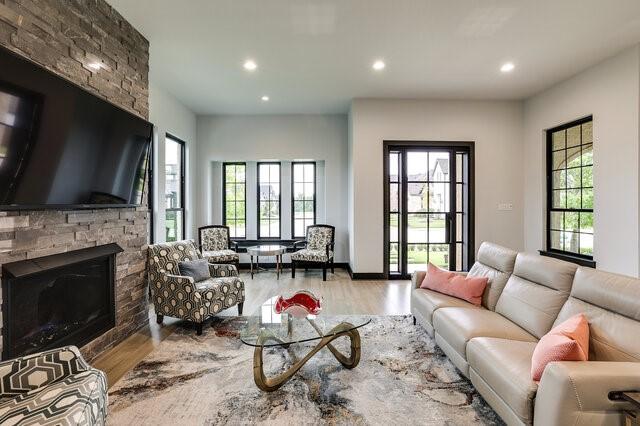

left=179, top=259, right=210, bottom=282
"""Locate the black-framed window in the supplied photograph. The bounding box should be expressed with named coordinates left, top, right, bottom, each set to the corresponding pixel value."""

left=223, top=162, right=246, bottom=238
left=164, top=134, right=185, bottom=242
left=546, top=116, right=594, bottom=260
left=257, top=162, right=281, bottom=238
left=292, top=162, right=316, bottom=238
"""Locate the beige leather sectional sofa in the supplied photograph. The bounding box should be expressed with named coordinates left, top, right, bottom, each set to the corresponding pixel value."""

left=411, top=242, right=640, bottom=426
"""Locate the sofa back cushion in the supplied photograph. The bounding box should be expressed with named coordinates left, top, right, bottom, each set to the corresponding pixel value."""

left=554, top=267, right=640, bottom=361
left=148, top=240, right=202, bottom=276
left=495, top=253, right=577, bottom=339
left=467, top=242, right=517, bottom=310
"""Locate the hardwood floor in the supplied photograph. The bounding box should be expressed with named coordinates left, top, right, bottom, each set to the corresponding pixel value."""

left=92, top=268, right=411, bottom=387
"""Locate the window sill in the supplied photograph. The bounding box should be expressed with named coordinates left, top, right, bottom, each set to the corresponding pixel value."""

left=539, top=250, right=596, bottom=268
left=231, top=238, right=303, bottom=253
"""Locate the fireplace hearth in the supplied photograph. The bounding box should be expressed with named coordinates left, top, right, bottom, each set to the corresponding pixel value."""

left=1, top=244, right=122, bottom=359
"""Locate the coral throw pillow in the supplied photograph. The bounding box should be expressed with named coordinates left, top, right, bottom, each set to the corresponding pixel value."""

left=531, top=313, right=589, bottom=381
left=420, top=262, right=488, bottom=306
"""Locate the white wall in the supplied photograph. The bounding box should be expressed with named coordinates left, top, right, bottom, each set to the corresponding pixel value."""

left=149, top=83, right=198, bottom=242
left=349, top=99, right=524, bottom=273
left=195, top=115, right=349, bottom=261
left=523, top=46, right=640, bottom=276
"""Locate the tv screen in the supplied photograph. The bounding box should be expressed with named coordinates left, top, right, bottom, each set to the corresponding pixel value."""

left=0, top=46, right=152, bottom=209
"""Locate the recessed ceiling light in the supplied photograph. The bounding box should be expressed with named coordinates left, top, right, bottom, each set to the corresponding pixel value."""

left=243, top=59, right=257, bottom=71
left=88, top=62, right=102, bottom=70
left=261, top=95, right=269, bottom=101
left=500, top=62, right=515, bottom=73
left=372, top=60, right=385, bottom=71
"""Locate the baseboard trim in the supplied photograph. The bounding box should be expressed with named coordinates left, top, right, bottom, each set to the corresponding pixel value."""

left=345, top=263, right=386, bottom=280
left=234, top=262, right=387, bottom=280
left=237, top=262, right=351, bottom=270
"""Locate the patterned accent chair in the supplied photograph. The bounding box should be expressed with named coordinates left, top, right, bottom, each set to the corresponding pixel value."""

left=198, top=225, right=240, bottom=270
left=148, top=239, right=245, bottom=335
left=291, top=224, right=335, bottom=281
left=0, top=346, right=107, bottom=425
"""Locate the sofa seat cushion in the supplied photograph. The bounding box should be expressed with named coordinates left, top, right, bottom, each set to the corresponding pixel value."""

left=467, top=338, right=538, bottom=424
left=291, top=249, right=333, bottom=262
left=202, top=249, right=239, bottom=263
left=0, top=369, right=107, bottom=425
left=196, top=277, right=245, bottom=312
left=411, top=288, right=479, bottom=327
left=433, top=307, right=537, bottom=361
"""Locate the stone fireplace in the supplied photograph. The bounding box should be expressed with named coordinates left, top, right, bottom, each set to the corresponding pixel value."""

left=0, top=0, right=151, bottom=359
left=1, top=244, right=123, bottom=360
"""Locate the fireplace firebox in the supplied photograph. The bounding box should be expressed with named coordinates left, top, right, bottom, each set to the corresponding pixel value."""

left=1, top=243, right=122, bottom=359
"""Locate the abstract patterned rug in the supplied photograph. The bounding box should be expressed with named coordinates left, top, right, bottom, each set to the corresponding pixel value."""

left=108, top=316, right=503, bottom=425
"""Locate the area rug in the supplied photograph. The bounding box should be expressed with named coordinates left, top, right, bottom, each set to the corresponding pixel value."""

left=108, top=315, right=503, bottom=425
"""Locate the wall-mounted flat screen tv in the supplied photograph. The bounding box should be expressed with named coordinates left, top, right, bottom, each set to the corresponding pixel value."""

left=0, top=45, right=152, bottom=209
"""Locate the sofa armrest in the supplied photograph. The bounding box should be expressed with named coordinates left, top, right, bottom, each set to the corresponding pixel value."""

left=0, top=346, right=89, bottom=398
left=159, top=274, right=203, bottom=303
left=535, top=361, right=640, bottom=425
left=411, top=270, right=427, bottom=288
left=209, top=263, right=239, bottom=277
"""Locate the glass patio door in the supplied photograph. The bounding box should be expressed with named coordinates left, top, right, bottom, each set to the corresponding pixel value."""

left=385, top=143, right=473, bottom=278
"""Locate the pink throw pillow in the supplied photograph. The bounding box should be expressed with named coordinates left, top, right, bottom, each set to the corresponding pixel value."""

left=420, top=262, right=488, bottom=306
left=530, top=313, right=589, bottom=381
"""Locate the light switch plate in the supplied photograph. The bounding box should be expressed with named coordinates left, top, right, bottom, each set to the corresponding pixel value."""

left=498, top=203, right=513, bottom=211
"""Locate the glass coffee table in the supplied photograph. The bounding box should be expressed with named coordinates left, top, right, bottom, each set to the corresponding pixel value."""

left=240, top=296, right=370, bottom=392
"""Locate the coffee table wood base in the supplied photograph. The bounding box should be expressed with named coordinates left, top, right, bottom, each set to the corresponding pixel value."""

left=252, top=321, right=361, bottom=392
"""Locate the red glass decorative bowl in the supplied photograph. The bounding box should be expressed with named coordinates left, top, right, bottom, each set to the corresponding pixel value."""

left=274, top=291, right=322, bottom=318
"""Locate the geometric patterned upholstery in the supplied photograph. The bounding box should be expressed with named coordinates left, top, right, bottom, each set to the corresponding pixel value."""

left=0, top=346, right=107, bottom=425
left=148, top=240, right=245, bottom=324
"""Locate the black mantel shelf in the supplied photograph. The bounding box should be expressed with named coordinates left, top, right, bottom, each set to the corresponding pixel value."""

left=3, top=243, right=124, bottom=279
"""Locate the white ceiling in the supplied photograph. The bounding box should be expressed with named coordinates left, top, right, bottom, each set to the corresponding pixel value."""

left=109, top=0, right=640, bottom=115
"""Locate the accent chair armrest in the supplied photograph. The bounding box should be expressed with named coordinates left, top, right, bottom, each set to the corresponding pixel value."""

left=293, top=240, right=307, bottom=249
left=159, top=273, right=203, bottom=302
left=326, top=242, right=334, bottom=258
left=535, top=361, right=640, bottom=425
left=0, top=346, right=90, bottom=398
left=209, top=263, right=239, bottom=277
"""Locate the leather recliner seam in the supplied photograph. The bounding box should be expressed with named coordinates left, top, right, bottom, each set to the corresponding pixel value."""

left=589, top=336, right=640, bottom=361
left=567, top=373, right=583, bottom=411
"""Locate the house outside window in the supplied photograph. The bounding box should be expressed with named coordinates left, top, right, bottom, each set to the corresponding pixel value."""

left=164, top=134, right=185, bottom=242
left=257, top=162, right=281, bottom=238
left=546, top=116, right=594, bottom=265
left=223, top=163, right=246, bottom=238
left=292, top=162, right=316, bottom=238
